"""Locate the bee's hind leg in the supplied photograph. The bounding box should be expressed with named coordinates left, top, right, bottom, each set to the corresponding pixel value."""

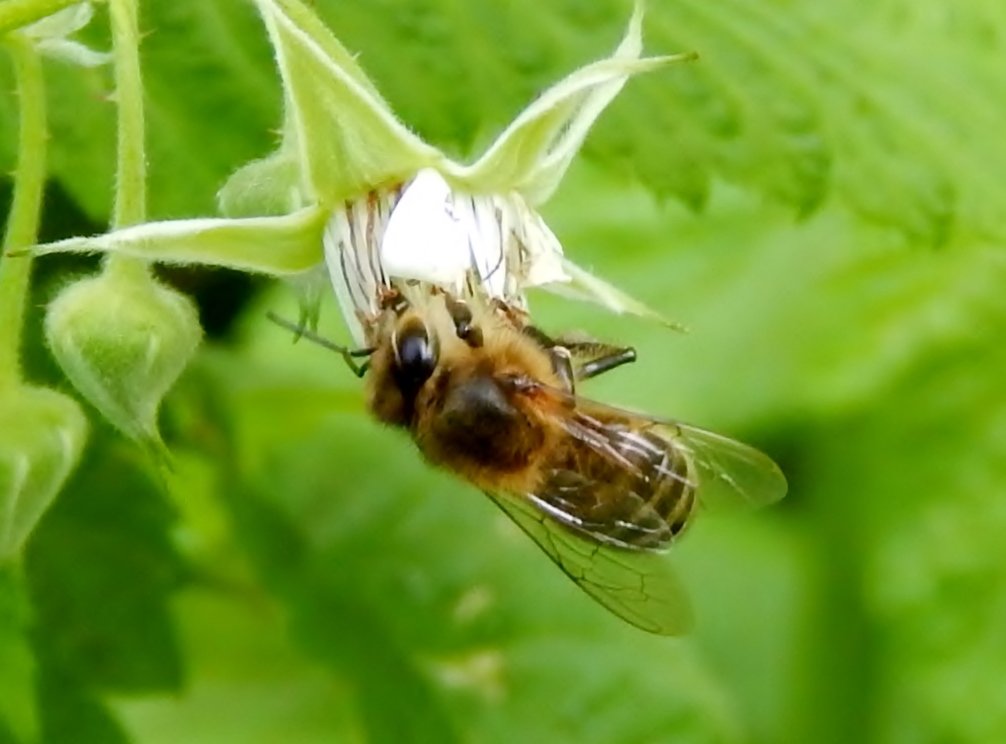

left=523, top=325, right=637, bottom=384
left=572, top=344, right=637, bottom=381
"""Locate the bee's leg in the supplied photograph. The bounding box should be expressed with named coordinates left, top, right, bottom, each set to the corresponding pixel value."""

left=521, top=324, right=558, bottom=350
left=266, top=312, right=374, bottom=378
left=523, top=325, right=637, bottom=382
left=378, top=285, right=410, bottom=315
left=569, top=343, right=637, bottom=381
left=547, top=346, right=577, bottom=394
left=489, top=297, right=531, bottom=329
left=339, top=350, right=373, bottom=379
left=444, top=295, right=484, bottom=348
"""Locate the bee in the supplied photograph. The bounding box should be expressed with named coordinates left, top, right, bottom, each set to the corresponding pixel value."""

left=268, top=289, right=786, bottom=635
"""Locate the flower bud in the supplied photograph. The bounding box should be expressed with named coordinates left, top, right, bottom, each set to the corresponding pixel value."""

left=44, top=268, right=201, bottom=449
left=0, top=385, right=87, bottom=562
left=217, top=145, right=303, bottom=218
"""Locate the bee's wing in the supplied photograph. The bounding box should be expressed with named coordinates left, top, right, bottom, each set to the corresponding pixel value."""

left=537, top=383, right=788, bottom=513
left=485, top=488, right=694, bottom=636
left=663, top=419, right=787, bottom=511
left=486, top=375, right=786, bottom=634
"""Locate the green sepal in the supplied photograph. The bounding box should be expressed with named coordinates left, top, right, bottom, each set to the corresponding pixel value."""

left=30, top=206, right=328, bottom=276
left=445, top=1, right=695, bottom=205
left=253, top=0, right=444, bottom=204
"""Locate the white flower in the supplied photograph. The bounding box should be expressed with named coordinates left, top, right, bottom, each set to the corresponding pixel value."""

left=31, top=0, right=693, bottom=342
left=322, top=168, right=572, bottom=345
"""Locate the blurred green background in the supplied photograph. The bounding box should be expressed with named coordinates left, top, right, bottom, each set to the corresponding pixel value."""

left=3, top=0, right=1006, bottom=742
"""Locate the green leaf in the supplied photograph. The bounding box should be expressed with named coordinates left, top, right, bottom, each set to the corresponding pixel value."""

left=35, top=663, right=130, bottom=744
left=539, top=165, right=1006, bottom=428
left=302, top=0, right=1006, bottom=243
left=538, top=165, right=1006, bottom=742
left=25, top=433, right=186, bottom=694
left=804, top=340, right=1006, bottom=744
left=112, top=588, right=362, bottom=744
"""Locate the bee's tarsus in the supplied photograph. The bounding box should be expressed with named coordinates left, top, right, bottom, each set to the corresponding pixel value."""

left=522, top=325, right=637, bottom=383
left=578, top=346, right=636, bottom=381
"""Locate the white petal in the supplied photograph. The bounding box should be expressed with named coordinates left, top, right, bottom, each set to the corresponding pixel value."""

left=323, top=188, right=402, bottom=346
left=381, top=169, right=471, bottom=290
left=504, top=196, right=569, bottom=288
left=380, top=171, right=569, bottom=302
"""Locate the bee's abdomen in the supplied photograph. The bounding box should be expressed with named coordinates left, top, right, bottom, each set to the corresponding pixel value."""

left=542, top=425, right=697, bottom=551
left=638, top=430, right=696, bottom=544
left=588, top=429, right=696, bottom=550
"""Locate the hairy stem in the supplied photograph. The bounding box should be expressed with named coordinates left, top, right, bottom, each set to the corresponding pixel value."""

left=106, top=0, right=149, bottom=279
left=0, top=35, right=46, bottom=387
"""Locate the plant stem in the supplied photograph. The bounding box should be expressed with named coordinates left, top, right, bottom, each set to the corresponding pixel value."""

left=0, top=0, right=80, bottom=35
left=106, top=0, right=149, bottom=278
left=0, top=35, right=46, bottom=387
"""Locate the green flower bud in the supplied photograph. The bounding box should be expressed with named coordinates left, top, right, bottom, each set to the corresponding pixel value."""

left=217, top=144, right=304, bottom=218
left=0, top=386, right=87, bottom=562
left=44, top=268, right=201, bottom=450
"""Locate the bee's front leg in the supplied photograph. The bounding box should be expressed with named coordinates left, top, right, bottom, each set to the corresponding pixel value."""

left=443, top=294, right=484, bottom=348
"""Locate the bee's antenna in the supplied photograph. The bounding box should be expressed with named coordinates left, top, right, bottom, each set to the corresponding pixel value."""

left=265, top=312, right=374, bottom=378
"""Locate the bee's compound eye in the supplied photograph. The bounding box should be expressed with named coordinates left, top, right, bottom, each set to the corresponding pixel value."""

left=392, top=325, right=438, bottom=390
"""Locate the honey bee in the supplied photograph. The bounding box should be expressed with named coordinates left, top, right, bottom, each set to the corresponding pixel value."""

left=268, top=288, right=786, bottom=635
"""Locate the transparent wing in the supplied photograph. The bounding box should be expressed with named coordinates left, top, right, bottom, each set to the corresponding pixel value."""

left=485, top=374, right=786, bottom=633
left=501, top=373, right=788, bottom=513
left=529, top=464, right=678, bottom=550
left=485, top=488, right=694, bottom=636
left=666, top=420, right=787, bottom=511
